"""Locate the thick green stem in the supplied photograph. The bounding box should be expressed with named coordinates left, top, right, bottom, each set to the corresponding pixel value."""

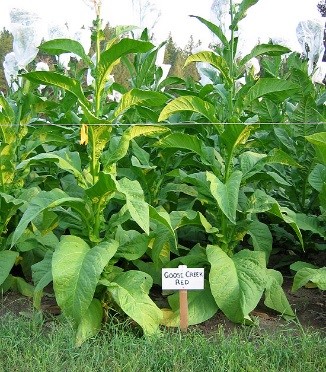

left=94, top=16, right=102, bottom=117
left=93, top=203, right=102, bottom=241
left=228, top=0, right=235, bottom=119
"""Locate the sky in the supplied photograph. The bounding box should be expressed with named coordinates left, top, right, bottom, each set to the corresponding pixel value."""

left=0, top=0, right=323, bottom=52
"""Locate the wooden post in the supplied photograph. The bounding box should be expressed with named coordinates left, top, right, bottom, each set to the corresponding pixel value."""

left=179, top=289, right=188, bottom=332
left=162, top=265, right=204, bottom=333
left=179, top=265, right=188, bottom=332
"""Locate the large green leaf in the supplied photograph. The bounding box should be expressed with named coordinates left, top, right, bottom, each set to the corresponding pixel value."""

left=247, top=220, right=272, bottom=258
left=39, top=38, right=91, bottom=65
left=11, top=189, right=92, bottom=247
left=149, top=206, right=177, bottom=258
left=115, top=227, right=150, bottom=260
left=75, top=298, right=103, bottom=347
left=305, top=132, right=326, bottom=165
left=220, top=124, right=256, bottom=160
left=264, top=269, right=295, bottom=319
left=0, top=251, right=19, bottom=285
left=97, top=39, right=153, bottom=97
left=161, top=281, right=218, bottom=327
left=85, top=171, right=116, bottom=206
left=16, top=149, right=85, bottom=185
left=104, top=270, right=162, bottom=336
left=158, top=96, right=218, bottom=123
left=52, top=236, right=118, bottom=324
left=244, top=78, right=299, bottom=105
left=31, top=251, right=53, bottom=309
left=116, top=178, right=149, bottom=234
left=292, top=267, right=326, bottom=291
left=170, top=210, right=218, bottom=234
left=250, top=98, right=282, bottom=123
left=290, top=96, right=320, bottom=123
left=207, top=246, right=267, bottom=323
left=112, top=89, right=168, bottom=119
left=22, top=72, right=102, bottom=123
left=308, top=164, right=326, bottom=192
left=31, top=251, right=53, bottom=293
left=160, top=132, right=202, bottom=152
left=207, top=170, right=242, bottom=224
left=263, top=148, right=300, bottom=167
left=185, top=52, right=231, bottom=84
left=245, top=190, right=277, bottom=214
left=240, top=44, right=291, bottom=66
left=268, top=204, right=304, bottom=247
left=102, top=125, right=168, bottom=168
left=189, top=15, right=228, bottom=48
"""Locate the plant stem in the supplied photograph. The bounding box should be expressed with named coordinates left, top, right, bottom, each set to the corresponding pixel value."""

left=94, top=16, right=102, bottom=117
left=228, top=0, right=235, bottom=120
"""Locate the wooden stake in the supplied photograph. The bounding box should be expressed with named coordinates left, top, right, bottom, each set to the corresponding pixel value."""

left=179, top=289, right=188, bottom=332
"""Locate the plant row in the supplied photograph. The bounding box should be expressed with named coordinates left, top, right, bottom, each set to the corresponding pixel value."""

left=0, top=0, right=325, bottom=345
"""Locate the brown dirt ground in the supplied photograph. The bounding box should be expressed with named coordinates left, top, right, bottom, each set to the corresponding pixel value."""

left=1, top=277, right=325, bottom=335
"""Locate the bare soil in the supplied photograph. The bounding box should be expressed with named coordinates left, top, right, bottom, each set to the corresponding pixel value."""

left=1, top=277, right=325, bottom=335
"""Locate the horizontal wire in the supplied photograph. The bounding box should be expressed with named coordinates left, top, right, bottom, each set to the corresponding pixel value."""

left=0, top=122, right=324, bottom=127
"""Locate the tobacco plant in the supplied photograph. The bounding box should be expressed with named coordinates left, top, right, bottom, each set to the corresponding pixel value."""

left=153, top=0, right=320, bottom=324
left=4, top=13, right=175, bottom=344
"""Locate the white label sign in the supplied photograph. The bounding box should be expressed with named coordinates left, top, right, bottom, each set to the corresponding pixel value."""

left=162, top=266, right=204, bottom=290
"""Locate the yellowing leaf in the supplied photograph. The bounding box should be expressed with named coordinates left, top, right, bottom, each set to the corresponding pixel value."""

left=80, top=124, right=88, bottom=145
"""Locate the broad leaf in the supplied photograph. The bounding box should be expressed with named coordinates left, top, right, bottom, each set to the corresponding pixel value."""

left=244, top=78, right=299, bottom=105
left=157, top=133, right=203, bottom=156
left=292, top=267, right=326, bottom=291
left=31, top=251, right=53, bottom=292
left=207, top=170, right=242, bottom=224
left=52, top=236, right=118, bottom=324
left=31, top=251, right=53, bottom=309
left=207, top=246, right=267, bottom=323
left=116, top=178, right=149, bottom=234
left=16, top=149, right=85, bottom=185
left=112, top=89, right=168, bottom=119
left=308, top=164, right=326, bottom=192
left=158, top=96, right=218, bottom=123
left=264, top=269, right=295, bottom=319
left=39, top=38, right=91, bottom=64
left=149, top=206, right=177, bottom=257
left=0, top=251, right=19, bottom=286
left=104, top=270, right=162, bottom=336
left=102, top=125, right=168, bottom=168
left=268, top=204, right=304, bottom=247
left=247, top=220, right=272, bottom=258
left=240, top=44, right=291, bottom=66
left=22, top=71, right=102, bottom=123
left=85, top=171, right=116, bottom=206
left=305, top=132, right=326, bottom=165
left=185, top=52, right=231, bottom=84
left=250, top=98, right=281, bottom=122
left=220, top=124, right=256, bottom=160
left=115, top=227, right=150, bottom=260
left=97, top=39, right=153, bottom=97
left=0, top=94, right=15, bottom=125
left=75, top=299, right=103, bottom=347
left=0, top=193, right=25, bottom=236
left=11, top=189, right=92, bottom=247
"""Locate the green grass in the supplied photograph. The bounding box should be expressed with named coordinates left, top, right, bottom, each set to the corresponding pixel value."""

left=0, top=313, right=325, bottom=372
